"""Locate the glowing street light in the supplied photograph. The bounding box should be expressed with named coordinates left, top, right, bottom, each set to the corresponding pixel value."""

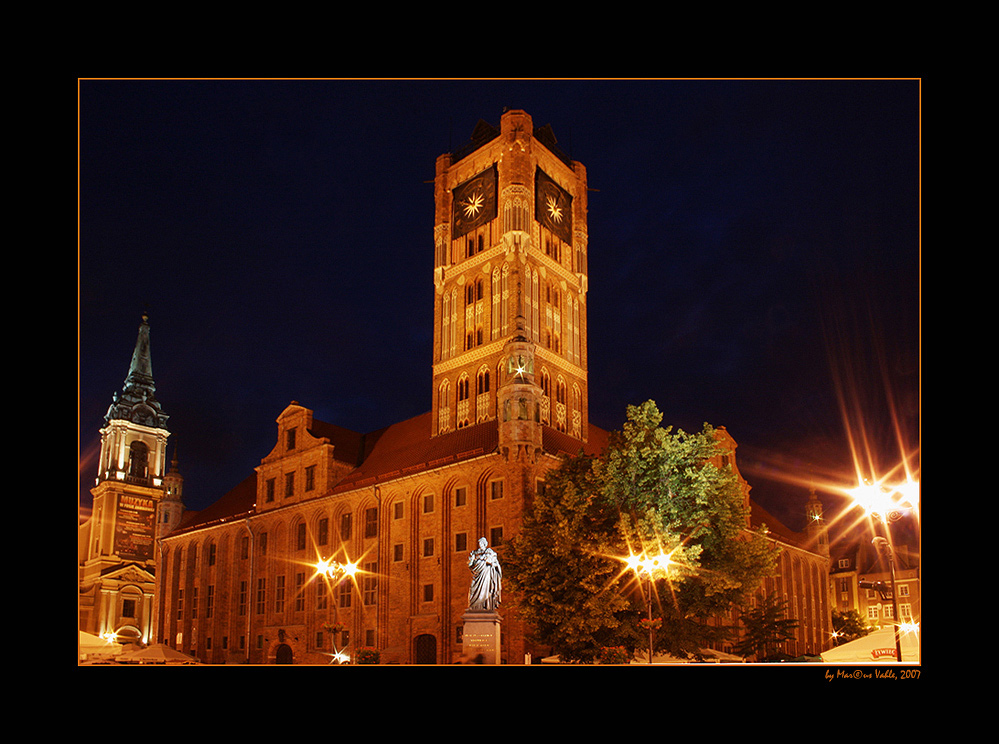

left=624, top=549, right=676, bottom=664
left=314, top=557, right=359, bottom=663
left=847, top=476, right=919, bottom=662
left=314, top=557, right=359, bottom=583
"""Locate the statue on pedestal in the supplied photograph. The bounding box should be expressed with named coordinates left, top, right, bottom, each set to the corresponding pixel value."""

left=467, top=537, right=502, bottom=611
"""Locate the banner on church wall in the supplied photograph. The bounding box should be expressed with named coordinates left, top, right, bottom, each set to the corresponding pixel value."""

left=114, top=494, right=156, bottom=561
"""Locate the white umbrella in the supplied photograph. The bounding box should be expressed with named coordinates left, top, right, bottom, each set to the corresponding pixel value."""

left=79, top=631, right=122, bottom=659
left=820, top=627, right=920, bottom=663
left=118, top=643, right=199, bottom=664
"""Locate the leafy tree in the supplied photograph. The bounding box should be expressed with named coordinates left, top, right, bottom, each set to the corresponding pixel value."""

left=832, top=609, right=871, bottom=645
left=733, top=593, right=799, bottom=661
left=503, top=453, right=634, bottom=663
left=505, top=400, right=777, bottom=662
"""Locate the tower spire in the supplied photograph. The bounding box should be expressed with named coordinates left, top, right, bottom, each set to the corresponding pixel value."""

left=106, top=312, right=169, bottom=429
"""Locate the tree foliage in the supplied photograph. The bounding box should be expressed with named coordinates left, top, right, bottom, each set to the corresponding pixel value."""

left=831, top=609, right=871, bottom=645
left=733, top=593, right=799, bottom=661
left=505, top=400, right=777, bottom=662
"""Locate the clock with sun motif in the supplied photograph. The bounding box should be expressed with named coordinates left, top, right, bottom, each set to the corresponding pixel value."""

left=535, top=168, right=572, bottom=244
left=452, top=165, right=498, bottom=238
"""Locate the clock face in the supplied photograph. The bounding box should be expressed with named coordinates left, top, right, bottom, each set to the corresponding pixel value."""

left=535, top=169, right=572, bottom=244
left=452, top=166, right=497, bottom=238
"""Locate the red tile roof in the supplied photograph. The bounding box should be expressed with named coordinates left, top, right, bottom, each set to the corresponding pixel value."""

left=174, top=472, right=257, bottom=533
left=334, top=412, right=498, bottom=490
left=750, top=499, right=812, bottom=550
left=169, top=411, right=606, bottom=535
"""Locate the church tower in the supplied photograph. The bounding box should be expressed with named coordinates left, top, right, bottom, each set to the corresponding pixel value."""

left=159, top=446, right=185, bottom=538
left=432, top=110, right=589, bottom=447
left=806, top=487, right=830, bottom=557
left=79, top=313, right=172, bottom=646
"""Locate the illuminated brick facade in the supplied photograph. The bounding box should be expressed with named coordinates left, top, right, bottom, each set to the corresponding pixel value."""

left=153, top=111, right=600, bottom=664
left=142, top=110, right=832, bottom=664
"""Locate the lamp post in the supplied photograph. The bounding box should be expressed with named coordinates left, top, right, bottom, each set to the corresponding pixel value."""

left=314, top=557, right=358, bottom=663
left=848, top=478, right=918, bottom=663
left=625, top=551, right=672, bottom=664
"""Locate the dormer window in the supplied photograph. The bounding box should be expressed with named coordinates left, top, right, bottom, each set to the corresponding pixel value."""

left=287, top=428, right=297, bottom=450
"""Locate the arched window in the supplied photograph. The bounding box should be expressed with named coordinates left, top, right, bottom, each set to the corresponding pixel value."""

left=476, top=366, right=491, bottom=423
left=128, top=440, right=149, bottom=480
left=545, top=283, right=562, bottom=353
left=555, top=376, right=568, bottom=432
left=572, top=383, right=582, bottom=438
left=540, top=369, right=551, bottom=425
left=442, top=291, right=452, bottom=361
left=438, top=379, right=451, bottom=433
left=491, top=268, right=501, bottom=340
left=465, top=278, right=485, bottom=350
left=457, top=374, right=471, bottom=428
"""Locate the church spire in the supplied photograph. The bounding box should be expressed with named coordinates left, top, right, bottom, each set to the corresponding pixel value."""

left=105, top=312, right=169, bottom=430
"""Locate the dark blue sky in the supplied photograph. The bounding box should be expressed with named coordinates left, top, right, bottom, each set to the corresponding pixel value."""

left=79, top=79, right=920, bottom=531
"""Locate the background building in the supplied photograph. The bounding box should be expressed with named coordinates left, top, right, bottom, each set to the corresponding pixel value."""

left=830, top=536, right=920, bottom=629
left=736, top=489, right=832, bottom=659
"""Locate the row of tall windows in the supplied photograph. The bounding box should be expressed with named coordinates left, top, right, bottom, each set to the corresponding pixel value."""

left=263, top=464, right=318, bottom=502
left=522, top=268, right=582, bottom=365
left=443, top=268, right=581, bottom=365
left=538, top=369, right=583, bottom=437
left=439, top=366, right=493, bottom=432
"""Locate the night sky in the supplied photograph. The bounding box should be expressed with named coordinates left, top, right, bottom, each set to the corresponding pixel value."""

left=78, top=79, right=920, bottom=534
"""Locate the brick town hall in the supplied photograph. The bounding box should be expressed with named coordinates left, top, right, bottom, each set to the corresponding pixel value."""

left=80, top=109, right=832, bottom=663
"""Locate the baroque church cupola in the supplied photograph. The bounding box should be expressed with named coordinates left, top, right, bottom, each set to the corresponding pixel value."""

left=97, top=312, right=171, bottom=488
left=80, top=312, right=173, bottom=647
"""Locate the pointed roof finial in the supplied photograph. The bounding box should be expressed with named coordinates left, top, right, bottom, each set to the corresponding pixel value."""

left=105, top=312, right=169, bottom=430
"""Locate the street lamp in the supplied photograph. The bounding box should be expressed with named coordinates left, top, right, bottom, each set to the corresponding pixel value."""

left=625, top=550, right=674, bottom=664
left=848, top=477, right=918, bottom=663
left=314, top=557, right=359, bottom=664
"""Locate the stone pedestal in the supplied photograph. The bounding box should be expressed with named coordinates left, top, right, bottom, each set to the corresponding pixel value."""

left=461, top=610, right=502, bottom=664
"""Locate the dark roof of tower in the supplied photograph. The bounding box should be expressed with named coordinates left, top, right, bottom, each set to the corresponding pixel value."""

left=450, top=112, right=571, bottom=166
left=452, top=119, right=500, bottom=163
left=532, top=122, right=571, bottom=166
left=105, top=312, right=169, bottom=430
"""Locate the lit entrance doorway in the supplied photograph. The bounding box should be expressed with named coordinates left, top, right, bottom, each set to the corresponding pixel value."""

left=414, top=634, right=436, bottom=664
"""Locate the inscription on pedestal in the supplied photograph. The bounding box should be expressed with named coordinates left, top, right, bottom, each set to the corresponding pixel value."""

left=461, top=610, right=502, bottom=664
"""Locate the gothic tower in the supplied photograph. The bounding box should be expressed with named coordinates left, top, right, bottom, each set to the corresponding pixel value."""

left=805, top=487, right=830, bottom=557
left=159, top=446, right=185, bottom=538
left=432, top=110, right=589, bottom=450
left=79, top=313, right=172, bottom=645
